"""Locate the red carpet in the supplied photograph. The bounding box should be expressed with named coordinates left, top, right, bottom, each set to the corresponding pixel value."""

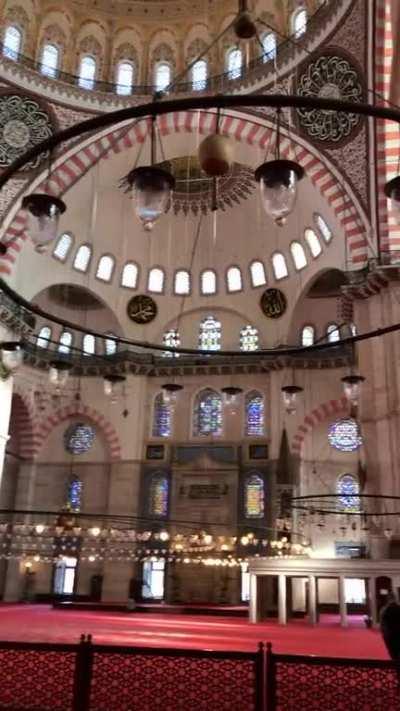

left=0, top=604, right=389, bottom=659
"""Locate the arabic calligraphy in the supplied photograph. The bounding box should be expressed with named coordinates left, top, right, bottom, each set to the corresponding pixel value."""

left=260, top=288, right=287, bottom=319
left=127, top=295, right=157, bottom=324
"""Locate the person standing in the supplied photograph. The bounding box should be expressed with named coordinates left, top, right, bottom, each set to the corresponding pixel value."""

left=380, top=593, right=400, bottom=660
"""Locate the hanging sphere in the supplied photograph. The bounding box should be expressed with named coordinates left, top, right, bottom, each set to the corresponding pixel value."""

left=234, top=11, right=257, bottom=39
left=198, top=134, right=234, bottom=177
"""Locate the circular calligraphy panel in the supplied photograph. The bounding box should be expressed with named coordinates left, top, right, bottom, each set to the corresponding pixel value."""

left=260, top=288, right=287, bottom=319
left=0, top=93, right=54, bottom=171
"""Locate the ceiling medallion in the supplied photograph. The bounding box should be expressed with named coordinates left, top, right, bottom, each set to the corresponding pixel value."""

left=127, top=294, right=158, bottom=324
left=296, top=52, right=363, bottom=145
left=260, top=288, right=287, bottom=319
left=159, top=156, right=255, bottom=216
left=0, top=93, right=53, bottom=171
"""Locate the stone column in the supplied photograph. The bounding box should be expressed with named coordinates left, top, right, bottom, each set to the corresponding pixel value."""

left=308, top=574, right=317, bottom=625
left=278, top=574, right=287, bottom=625
left=338, top=575, right=348, bottom=627
left=101, top=560, right=132, bottom=602
left=249, top=573, right=258, bottom=623
left=368, top=576, right=378, bottom=627
left=0, top=375, right=13, bottom=492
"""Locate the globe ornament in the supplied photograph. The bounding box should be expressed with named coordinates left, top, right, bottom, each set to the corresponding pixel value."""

left=296, top=53, right=363, bottom=145
left=198, top=134, right=234, bottom=177
left=0, top=93, right=54, bottom=171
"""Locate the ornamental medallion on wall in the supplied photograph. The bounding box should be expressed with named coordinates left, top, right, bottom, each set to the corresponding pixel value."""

left=0, top=92, right=54, bottom=171
left=296, top=50, right=364, bottom=148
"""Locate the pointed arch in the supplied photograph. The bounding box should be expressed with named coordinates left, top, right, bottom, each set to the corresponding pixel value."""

left=291, top=396, right=348, bottom=455
left=8, top=390, right=37, bottom=461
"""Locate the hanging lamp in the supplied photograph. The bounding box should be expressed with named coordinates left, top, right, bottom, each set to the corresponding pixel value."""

left=234, top=0, right=257, bottom=39
left=120, top=116, right=175, bottom=232
left=49, top=360, right=72, bottom=392
left=384, top=176, right=400, bottom=221
left=162, top=383, right=183, bottom=405
left=103, top=374, right=126, bottom=403
left=281, top=384, right=303, bottom=415
left=255, top=108, right=304, bottom=226
left=0, top=341, right=24, bottom=371
left=341, top=374, right=365, bottom=404
left=22, top=194, right=66, bottom=252
left=221, top=386, right=243, bottom=409
left=198, top=108, right=233, bottom=177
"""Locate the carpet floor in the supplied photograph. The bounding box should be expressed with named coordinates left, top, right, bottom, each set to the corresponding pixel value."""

left=0, top=604, right=389, bottom=659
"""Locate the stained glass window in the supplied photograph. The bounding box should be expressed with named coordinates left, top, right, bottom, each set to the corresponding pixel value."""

left=162, top=329, right=180, bottom=357
left=37, top=326, right=52, bottom=349
left=245, top=391, right=265, bottom=436
left=245, top=473, right=265, bottom=518
left=40, top=43, right=59, bottom=78
left=199, top=315, right=221, bottom=351
left=3, top=26, right=22, bottom=59
left=249, top=261, right=267, bottom=287
left=53, top=233, right=73, bottom=261
left=328, top=418, right=363, bottom=453
left=116, top=61, right=134, bottom=95
left=192, top=59, right=207, bottom=90
left=337, top=473, right=361, bottom=512
left=152, top=393, right=172, bottom=437
left=193, top=389, right=223, bottom=437
left=149, top=473, right=169, bottom=517
left=68, top=478, right=83, bottom=511
left=64, top=422, right=95, bottom=455
left=240, top=325, right=259, bottom=351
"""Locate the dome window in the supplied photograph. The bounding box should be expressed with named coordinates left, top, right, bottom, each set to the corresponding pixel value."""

left=3, top=26, right=22, bottom=59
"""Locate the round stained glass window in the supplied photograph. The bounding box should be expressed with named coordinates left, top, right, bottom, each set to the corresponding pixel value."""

left=328, top=418, right=362, bottom=452
left=64, top=422, right=95, bottom=455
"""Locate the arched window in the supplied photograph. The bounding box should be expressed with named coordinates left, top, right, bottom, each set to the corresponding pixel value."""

left=292, top=8, right=307, bottom=38
left=96, top=255, right=115, bottom=282
left=272, top=252, right=288, bottom=280
left=244, top=473, right=265, bottom=518
left=105, top=333, right=117, bottom=355
left=37, top=326, right=52, bottom=349
left=227, top=48, right=242, bottom=79
left=116, top=61, right=134, bottom=95
left=152, top=393, right=172, bottom=438
left=240, top=325, right=259, bottom=352
left=314, top=213, right=332, bottom=243
left=149, top=472, right=169, bottom=517
left=78, top=55, right=96, bottom=90
left=40, top=43, right=59, bottom=78
left=249, top=260, right=267, bottom=287
left=3, top=25, right=22, bottom=59
left=227, top=266, right=242, bottom=292
left=290, top=242, right=307, bottom=270
left=326, top=323, right=340, bottom=343
left=192, top=59, right=207, bottom=90
left=262, top=33, right=276, bottom=62
left=337, top=474, right=360, bottom=513
left=121, top=262, right=138, bottom=289
left=73, top=244, right=92, bottom=273
left=174, top=269, right=190, bottom=295
left=301, top=325, right=315, bottom=347
left=350, top=322, right=357, bottom=337
left=201, top=269, right=217, bottom=295
left=155, top=62, right=171, bottom=92
left=53, top=233, right=73, bottom=262
left=193, top=389, right=223, bottom=437
left=304, top=228, right=322, bottom=257
left=148, top=267, right=165, bottom=293
left=82, top=334, right=95, bottom=356
left=58, top=331, right=72, bottom=354
left=163, top=329, right=180, bottom=357
left=245, top=391, right=265, bottom=437
left=199, top=315, right=221, bottom=351
left=67, top=478, right=83, bottom=512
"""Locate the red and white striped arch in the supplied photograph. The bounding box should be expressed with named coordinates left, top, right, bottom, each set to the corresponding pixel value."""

left=9, top=387, right=38, bottom=461
left=0, top=109, right=369, bottom=276
left=291, top=395, right=349, bottom=456
left=34, top=403, right=122, bottom=461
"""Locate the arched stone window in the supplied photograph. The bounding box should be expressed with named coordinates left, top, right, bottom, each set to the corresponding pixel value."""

left=96, top=254, right=115, bottom=282
left=262, top=33, right=276, bottom=61
left=193, top=389, right=223, bottom=437
left=314, top=213, right=332, bottom=243
left=155, top=62, right=171, bottom=92
left=240, top=325, right=259, bottom=351
left=58, top=331, right=73, bottom=355
left=227, top=266, right=243, bottom=292
left=116, top=61, right=135, bottom=95
left=199, top=315, right=221, bottom=351
left=292, top=8, right=307, bottom=38
left=121, top=261, right=138, bottom=288
left=200, top=269, right=217, bottom=295
left=301, top=325, right=315, bottom=347
left=272, top=252, right=288, bottom=280
left=3, top=25, right=22, bottom=59
left=337, top=473, right=360, bottom=512
left=304, top=228, right=322, bottom=257
left=290, top=241, right=307, bottom=270
left=174, top=270, right=190, bottom=295
left=245, top=391, right=265, bottom=437
left=226, top=47, right=242, bottom=79
left=152, top=393, right=172, bottom=438
left=163, top=329, right=180, bottom=357
left=73, top=244, right=92, bottom=273
left=105, top=333, right=117, bottom=355
left=244, top=473, right=265, bottom=518
left=53, top=233, right=73, bottom=262
left=326, top=323, right=340, bottom=343
left=148, top=267, right=165, bottom=293
left=249, top=260, right=267, bottom=287
left=192, top=59, right=207, bottom=90
left=37, top=326, right=52, bottom=349
left=82, top=334, right=95, bottom=356
left=148, top=472, right=169, bottom=517
left=78, top=55, right=96, bottom=90
left=40, top=43, right=59, bottom=78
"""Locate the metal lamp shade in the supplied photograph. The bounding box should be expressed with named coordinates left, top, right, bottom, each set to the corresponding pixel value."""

left=22, top=194, right=66, bottom=251
left=127, top=166, right=175, bottom=232
left=255, top=160, right=304, bottom=226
